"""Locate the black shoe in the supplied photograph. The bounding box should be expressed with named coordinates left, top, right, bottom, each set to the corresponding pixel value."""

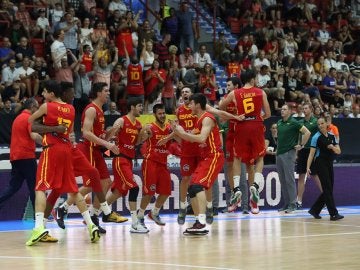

left=330, top=214, right=344, bottom=221
left=308, top=210, right=321, bottom=219
left=186, top=205, right=194, bottom=215
left=242, top=209, right=249, bottom=214
left=205, top=207, right=214, bottom=224
left=213, top=207, right=219, bottom=216
left=91, top=215, right=106, bottom=234
left=54, top=207, right=67, bottom=229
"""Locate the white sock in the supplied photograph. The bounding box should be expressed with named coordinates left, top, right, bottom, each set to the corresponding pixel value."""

left=100, top=201, right=111, bottom=215
left=90, top=205, right=101, bottom=216
left=60, top=201, right=70, bottom=210
left=206, top=201, right=212, bottom=209
left=130, top=211, right=138, bottom=225
left=82, top=210, right=93, bottom=227
left=180, top=201, right=187, bottom=209
left=254, top=172, right=263, bottom=187
left=35, top=212, right=44, bottom=229
left=198, top=214, right=206, bottom=225
left=43, top=218, right=48, bottom=227
left=137, top=208, right=145, bottom=218
left=152, top=207, right=160, bottom=216
left=233, top=175, right=240, bottom=189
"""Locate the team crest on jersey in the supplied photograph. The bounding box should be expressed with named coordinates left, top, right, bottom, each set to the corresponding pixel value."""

left=150, top=184, right=156, bottom=191
left=183, top=164, right=190, bottom=172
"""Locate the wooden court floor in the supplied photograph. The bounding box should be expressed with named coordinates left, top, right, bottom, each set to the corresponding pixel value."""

left=1, top=207, right=360, bottom=270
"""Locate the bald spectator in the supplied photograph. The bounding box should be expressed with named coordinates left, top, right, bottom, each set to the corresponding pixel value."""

left=104, top=102, right=121, bottom=115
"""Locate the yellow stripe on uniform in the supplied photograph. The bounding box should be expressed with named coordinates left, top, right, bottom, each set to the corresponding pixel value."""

left=115, top=157, right=134, bottom=189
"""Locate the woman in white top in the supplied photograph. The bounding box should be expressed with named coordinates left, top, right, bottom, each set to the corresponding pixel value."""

left=80, top=17, right=94, bottom=51
left=143, top=40, right=155, bottom=72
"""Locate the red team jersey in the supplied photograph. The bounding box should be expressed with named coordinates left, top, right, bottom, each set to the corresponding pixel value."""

left=233, top=86, right=266, bottom=164
left=177, top=104, right=199, bottom=157
left=194, top=112, right=223, bottom=158
left=224, top=94, right=237, bottom=162
left=226, top=62, right=241, bottom=78
left=191, top=112, right=224, bottom=189
left=36, top=101, right=77, bottom=192
left=81, top=103, right=105, bottom=148
left=234, top=86, right=264, bottom=121
left=199, top=74, right=216, bottom=101
left=127, top=63, right=144, bottom=95
left=143, top=122, right=172, bottom=164
left=42, top=101, right=75, bottom=146
left=117, top=116, right=142, bottom=159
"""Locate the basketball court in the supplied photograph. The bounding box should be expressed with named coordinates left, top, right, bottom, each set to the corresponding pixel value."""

left=1, top=207, right=360, bottom=270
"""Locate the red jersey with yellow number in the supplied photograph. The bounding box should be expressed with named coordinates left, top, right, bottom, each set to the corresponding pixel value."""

left=42, top=101, right=74, bottom=146
left=234, top=86, right=263, bottom=122
left=226, top=62, right=241, bottom=78
left=81, top=102, right=105, bottom=147
left=127, top=63, right=144, bottom=95
left=177, top=104, right=199, bottom=157
left=143, top=122, right=172, bottom=164
left=117, top=115, right=142, bottom=159
left=194, top=112, right=223, bottom=158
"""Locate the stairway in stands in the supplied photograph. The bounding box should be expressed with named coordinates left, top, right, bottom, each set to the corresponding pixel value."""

left=187, top=1, right=239, bottom=96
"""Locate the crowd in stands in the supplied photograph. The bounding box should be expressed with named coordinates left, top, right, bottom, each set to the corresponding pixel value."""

left=0, top=0, right=360, bottom=120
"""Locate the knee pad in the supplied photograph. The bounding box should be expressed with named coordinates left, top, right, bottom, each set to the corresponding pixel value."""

left=188, top=184, right=204, bottom=198
left=128, top=186, right=139, bottom=202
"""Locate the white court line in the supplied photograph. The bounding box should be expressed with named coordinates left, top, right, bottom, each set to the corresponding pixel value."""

left=283, top=219, right=360, bottom=228
left=280, top=231, right=360, bottom=239
left=0, top=256, right=240, bottom=270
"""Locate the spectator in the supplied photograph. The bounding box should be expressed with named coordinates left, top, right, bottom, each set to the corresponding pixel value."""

left=0, top=99, right=15, bottom=115
left=32, top=57, right=50, bottom=97
left=264, top=122, right=278, bottom=165
left=0, top=37, right=15, bottom=68
left=324, top=51, right=337, bottom=73
left=142, top=40, right=155, bottom=72
left=198, top=63, right=216, bottom=105
left=73, top=64, right=94, bottom=114
left=214, top=31, right=232, bottom=65
left=291, top=52, right=306, bottom=72
left=162, top=60, right=178, bottom=114
left=59, top=12, right=79, bottom=56
left=17, top=56, right=36, bottom=97
left=154, top=33, right=171, bottom=67
left=51, top=29, right=67, bottom=69
left=253, top=50, right=270, bottom=71
left=315, top=22, right=331, bottom=47
left=14, top=37, right=35, bottom=65
left=35, top=9, right=50, bottom=39
left=349, top=55, right=360, bottom=86
left=15, top=1, right=33, bottom=38
left=283, top=32, right=298, bottom=67
left=137, top=19, right=157, bottom=53
left=161, top=7, right=179, bottom=47
left=144, top=59, right=166, bottom=112
left=349, top=105, right=360, bottom=118
left=93, top=46, right=118, bottom=92
left=104, top=101, right=121, bottom=115
left=49, top=2, right=64, bottom=32
left=194, top=44, right=212, bottom=70
left=177, top=1, right=199, bottom=52
left=1, top=59, right=20, bottom=86
left=321, top=67, right=337, bottom=104
left=108, top=0, right=127, bottom=16
left=179, top=46, right=195, bottom=78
